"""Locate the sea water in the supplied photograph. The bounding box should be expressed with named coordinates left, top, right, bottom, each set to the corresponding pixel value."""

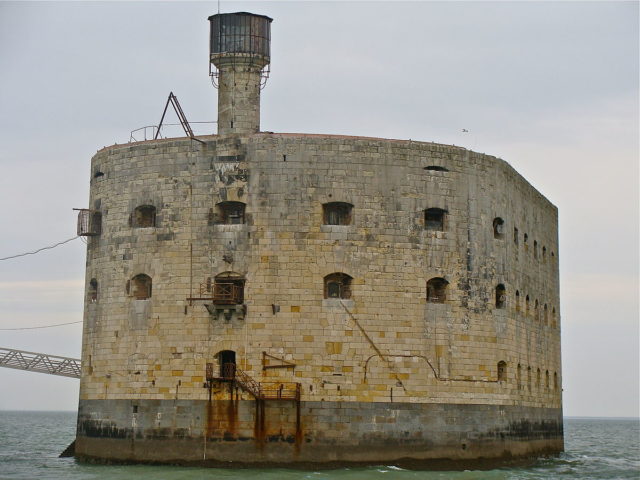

left=0, top=412, right=638, bottom=479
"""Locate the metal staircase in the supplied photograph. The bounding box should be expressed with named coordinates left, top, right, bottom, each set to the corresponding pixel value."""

left=218, top=363, right=301, bottom=401
left=220, top=363, right=301, bottom=443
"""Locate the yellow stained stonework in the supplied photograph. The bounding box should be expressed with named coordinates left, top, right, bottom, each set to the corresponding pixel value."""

left=79, top=133, right=561, bottom=410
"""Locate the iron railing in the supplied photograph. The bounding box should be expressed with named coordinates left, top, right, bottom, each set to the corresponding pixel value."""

left=218, top=362, right=300, bottom=401
left=212, top=283, right=243, bottom=304
left=187, top=282, right=243, bottom=305
left=75, top=209, right=101, bottom=236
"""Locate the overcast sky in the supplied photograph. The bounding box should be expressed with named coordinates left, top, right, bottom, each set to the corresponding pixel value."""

left=0, top=1, right=637, bottom=417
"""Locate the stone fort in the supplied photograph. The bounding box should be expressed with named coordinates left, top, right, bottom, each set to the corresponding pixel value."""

left=74, top=12, right=563, bottom=467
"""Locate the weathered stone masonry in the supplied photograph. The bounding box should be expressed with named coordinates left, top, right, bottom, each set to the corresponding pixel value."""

left=76, top=133, right=562, bottom=465
left=75, top=10, right=562, bottom=467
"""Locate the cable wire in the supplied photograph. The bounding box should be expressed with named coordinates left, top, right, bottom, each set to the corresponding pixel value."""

left=0, top=320, right=82, bottom=331
left=0, top=236, right=80, bottom=261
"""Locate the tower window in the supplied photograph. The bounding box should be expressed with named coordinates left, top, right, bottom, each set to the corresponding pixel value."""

left=495, top=284, right=506, bottom=309
left=493, top=218, right=505, bottom=239
left=514, top=227, right=519, bottom=245
left=427, top=277, right=448, bottom=303
left=517, top=364, right=522, bottom=390
left=525, top=295, right=530, bottom=314
left=524, top=233, right=529, bottom=249
left=323, top=202, right=353, bottom=226
left=546, top=370, right=550, bottom=389
left=534, top=240, right=538, bottom=259
left=536, top=368, right=541, bottom=389
left=515, top=290, right=520, bottom=312
left=497, top=361, right=507, bottom=382
left=324, top=273, right=352, bottom=299
left=534, top=299, right=539, bottom=321
left=542, top=246, right=547, bottom=262
left=215, top=201, right=246, bottom=224
left=213, top=272, right=245, bottom=304
left=88, top=278, right=98, bottom=303
left=130, top=274, right=152, bottom=299
left=131, top=205, right=156, bottom=228
left=424, top=208, right=446, bottom=231
left=544, top=304, right=548, bottom=325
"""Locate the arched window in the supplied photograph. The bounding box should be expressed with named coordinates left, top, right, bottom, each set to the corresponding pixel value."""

left=517, top=364, right=522, bottom=390
left=515, top=290, right=520, bottom=312
left=424, top=208, right=446, bottom=231
left=497, top=361, right=507, bottom=382
left=427, top=277, right=448, bottom=303
left=544, top=304, right=548, bottom=325
left=545, top=370, right=550, bottom=390
left=536, top=368, right=541, bottom=389
left=213, top=272, right=245, bottom=304
left=534, top=299, right=539, bottom=321
left=524, top=233, right=529, bottom=249
left=552, top=307, right=557, bottom=328
left=324, top=273, right=352, bottom=299
left=130, top=274, right=152, bottom=299
left=323, top=202, right=353, bottom=225
left=495, top=284, right=506, bottom=309
left=88, top=278, right=98, bottom=303
left=554, top=372, right=558, bottom=391
left=542, top=246, right=547, bottom=262
left=525, top=295, right=530, bottom=314
left=514, top=227, right=519, bottom=245
left=527, top=366, right=532, bottom=391
left=493, top=217, right=504, bottom=239
left=131, top=205, right=156, bottom=228
left=214, top=201, right=245, bottom=224
left=534, top=240, right=538, bottom=259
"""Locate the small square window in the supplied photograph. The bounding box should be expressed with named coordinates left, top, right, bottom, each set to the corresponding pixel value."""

left=425, top=208, right=446, bottom=231
left=323, top=202, right=353, bottom=226
left=215, top=202, right=246, bottom=225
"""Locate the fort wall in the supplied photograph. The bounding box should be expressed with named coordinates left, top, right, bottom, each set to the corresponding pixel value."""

left=76, top=133, right=562, bottom=465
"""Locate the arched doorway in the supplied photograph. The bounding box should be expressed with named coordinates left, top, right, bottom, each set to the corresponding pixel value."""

left=218, top=350, right=236, bottom=379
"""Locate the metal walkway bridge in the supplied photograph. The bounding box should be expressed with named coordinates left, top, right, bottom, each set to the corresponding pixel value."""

left=0, top=347, right=80, bottom=379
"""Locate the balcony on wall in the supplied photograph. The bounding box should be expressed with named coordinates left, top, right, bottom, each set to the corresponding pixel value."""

left=188, top=274, right=246, bottom=322
left=76, top=209, right=102, bottom=236
left=212, top=282, right=244, bottom=305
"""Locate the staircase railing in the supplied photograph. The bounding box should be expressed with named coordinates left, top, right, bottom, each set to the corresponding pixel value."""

left=222, top=363, right=300, bottom=401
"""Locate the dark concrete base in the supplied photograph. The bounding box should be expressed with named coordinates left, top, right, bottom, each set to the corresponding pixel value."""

left=75, top=398, right=563, bottom=468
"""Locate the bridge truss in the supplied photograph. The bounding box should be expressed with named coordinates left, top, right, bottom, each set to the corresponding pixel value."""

left=0, top=347, right=80, bottom=379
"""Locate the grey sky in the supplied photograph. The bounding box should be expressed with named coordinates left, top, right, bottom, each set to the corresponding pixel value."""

left=0, top=1, right=637, bottom=417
